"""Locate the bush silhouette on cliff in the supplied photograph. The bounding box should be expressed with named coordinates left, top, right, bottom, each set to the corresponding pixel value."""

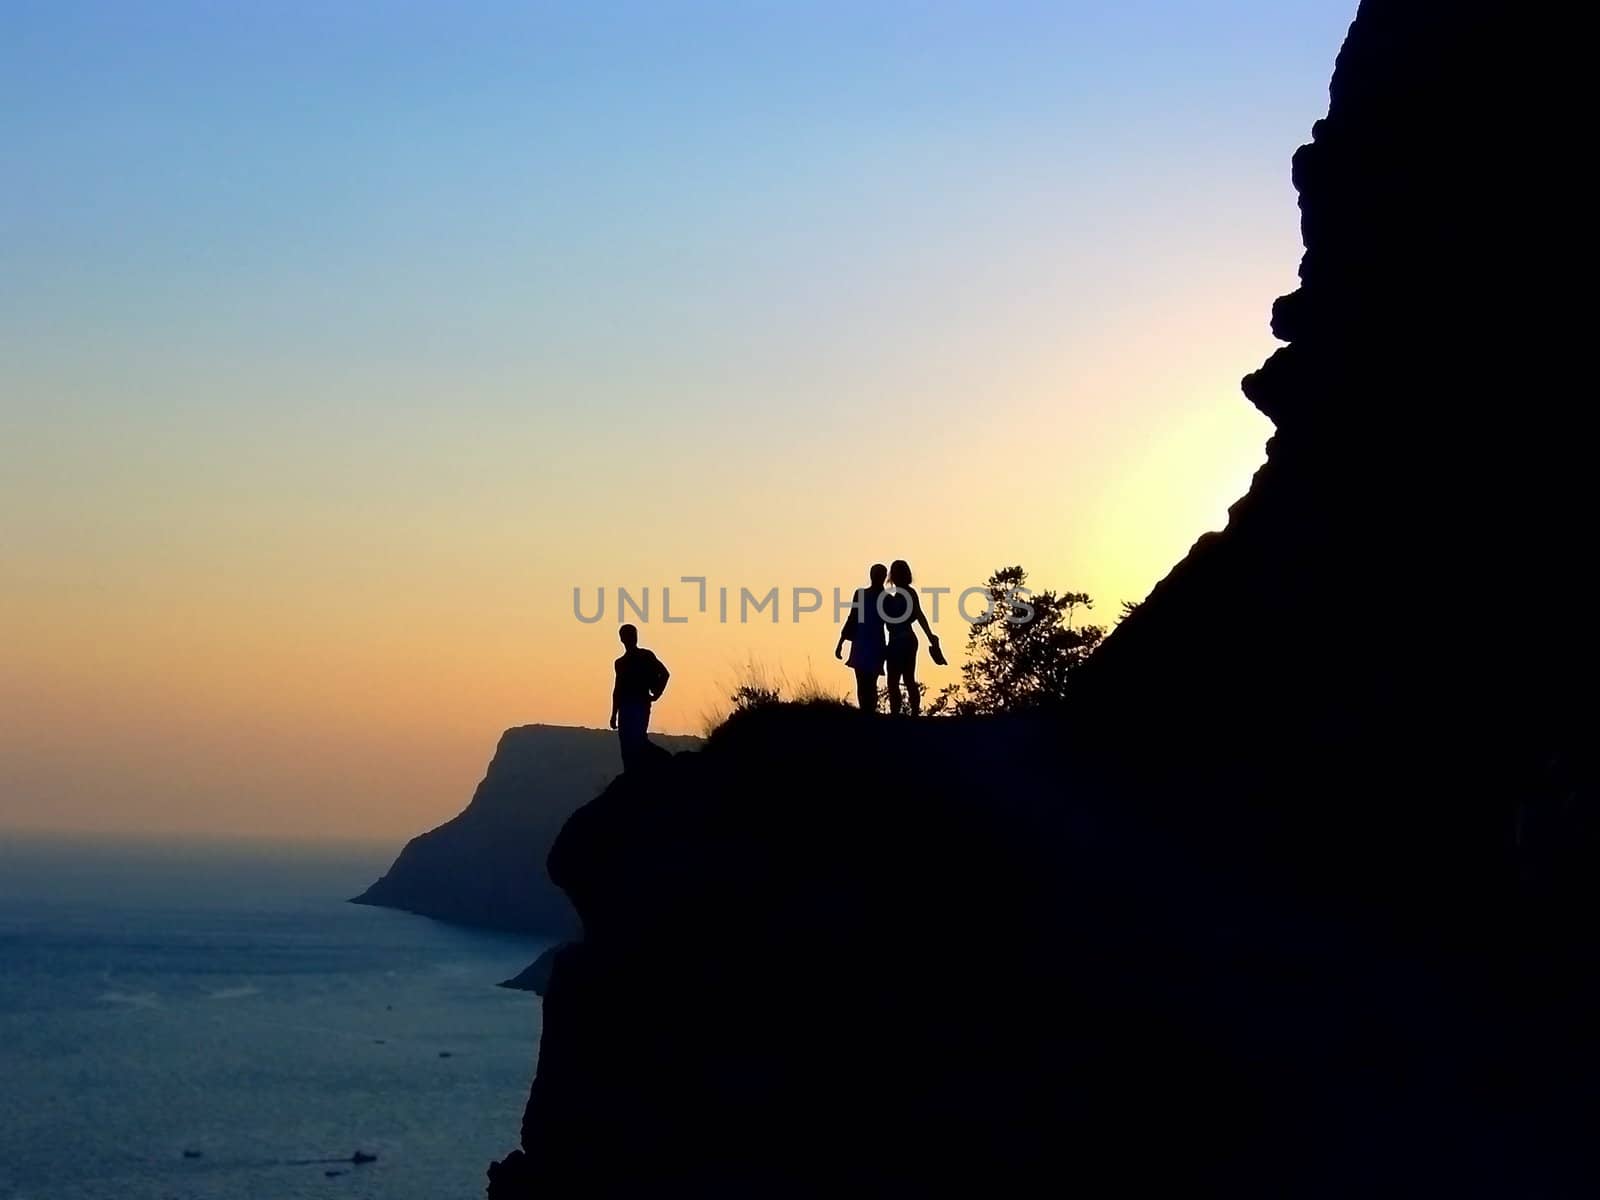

left=929, top=565, right=1106, bottom=715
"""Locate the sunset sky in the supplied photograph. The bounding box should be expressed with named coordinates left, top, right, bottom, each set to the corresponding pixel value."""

left=2, top=1, right=1358, bottom=839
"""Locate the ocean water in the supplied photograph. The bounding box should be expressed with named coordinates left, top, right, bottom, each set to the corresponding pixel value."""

left=0, top=834, right=551, bottom=1200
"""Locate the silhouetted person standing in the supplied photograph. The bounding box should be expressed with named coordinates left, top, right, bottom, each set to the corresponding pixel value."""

left=835, top=563, right=889, bottom=711
left=610, top=624, right=669, bottom=770
left=881, top=559, right=939, bottom=716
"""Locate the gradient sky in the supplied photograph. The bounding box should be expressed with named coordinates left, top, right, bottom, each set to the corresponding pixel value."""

left=2, top=0, right=1358, bottom=839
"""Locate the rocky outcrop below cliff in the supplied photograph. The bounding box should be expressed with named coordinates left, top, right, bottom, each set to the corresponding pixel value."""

left=353, top=724, right=700, bottom=937
left=497, top=945, right=560, bottom=994
left=489, top=2, right=1593, bottom=1194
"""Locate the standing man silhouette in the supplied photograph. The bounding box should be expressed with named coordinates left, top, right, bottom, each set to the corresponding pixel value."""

left=835, top=563, right=889, bottom=712
left=610, top=624, right=669, bottom=770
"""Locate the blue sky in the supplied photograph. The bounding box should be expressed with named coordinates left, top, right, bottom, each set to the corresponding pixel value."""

left=6, top=1, right=1353, bottom=380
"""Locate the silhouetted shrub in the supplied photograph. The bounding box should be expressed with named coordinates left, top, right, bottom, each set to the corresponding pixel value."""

left=929, top=565, right=1105, bottom=715
left=699, top=659, right=849, bottom=735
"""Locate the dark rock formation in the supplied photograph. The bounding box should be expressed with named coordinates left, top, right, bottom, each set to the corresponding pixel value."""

left=497, top=944, right=562, bottom=994
left=353, top=724, right=700, bottom=936
left=490, top=3, right=1593, bottom=1195
left=1074, top=0, right=1592, bottom=921
left=503, top=710, right=1109, bottom=1195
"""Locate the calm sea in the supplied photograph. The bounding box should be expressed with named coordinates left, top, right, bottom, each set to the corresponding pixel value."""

left=0, top=834, right=550, bottom=1200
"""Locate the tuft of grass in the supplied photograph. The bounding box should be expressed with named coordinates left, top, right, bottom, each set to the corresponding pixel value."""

left=698, top=657, right=851, bottom=737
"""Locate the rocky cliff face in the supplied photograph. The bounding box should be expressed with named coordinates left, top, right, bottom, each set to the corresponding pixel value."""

left=489, top=3, right=1593, bottom=1195
left=352, top=724, right=700, bottom=936
left=1074, top=0, right=1591, bottom=908
left=500, top=707, right=1100, bottom=1195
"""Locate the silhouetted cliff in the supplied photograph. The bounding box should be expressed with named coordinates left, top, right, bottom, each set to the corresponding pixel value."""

left=352, top=724, right=699, bottom=936
left=488, top=3, right=1593, bottom=1195
left=503, top=706, right=1095, bottom=1195
left=1072, top=0, right=1593, bottom=916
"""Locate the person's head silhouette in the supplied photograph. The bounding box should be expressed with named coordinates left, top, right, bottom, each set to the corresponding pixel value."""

left=618, top=624, right=638, bottom=649
left=869, top=563, right=888, bottom=587
left=889, top=560, right=913, bottom=589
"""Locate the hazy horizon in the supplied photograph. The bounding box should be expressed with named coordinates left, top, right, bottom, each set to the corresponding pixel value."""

left=3, top=1, right=1359, bottom=838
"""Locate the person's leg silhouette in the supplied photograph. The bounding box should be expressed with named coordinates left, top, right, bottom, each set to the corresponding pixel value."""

left=854, top=668, right=877, bottom=712
left=886, top=640, right=919, bottom=715
left=617, top=700, right=650, bottom=770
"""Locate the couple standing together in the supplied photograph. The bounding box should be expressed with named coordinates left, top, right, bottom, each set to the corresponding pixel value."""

left=834, top=559, right=942, bottom=716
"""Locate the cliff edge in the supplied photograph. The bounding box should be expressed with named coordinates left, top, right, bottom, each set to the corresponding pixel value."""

left=353, top=724, right=700, bottom=937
